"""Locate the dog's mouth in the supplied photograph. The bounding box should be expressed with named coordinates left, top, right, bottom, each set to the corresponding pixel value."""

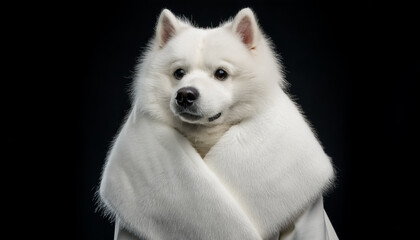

left=179, top=112, right=202, bottom=121
left=178, top=112, right=222, bottom=123
left=208, top=112, right=222, bottom=122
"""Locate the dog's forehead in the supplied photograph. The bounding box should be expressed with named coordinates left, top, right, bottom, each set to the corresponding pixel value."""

left=168, top=27, right=249, bottom=64
left=174, top=28, right=208, bottom=52
left=179, top=27, right=242, bottom=48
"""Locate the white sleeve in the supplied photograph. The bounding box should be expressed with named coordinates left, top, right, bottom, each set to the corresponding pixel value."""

left=279, top=197, right=339, bottom=240
left=114, top=218, right=142, bottom=240
left=324, top=210, right=339, bottom=240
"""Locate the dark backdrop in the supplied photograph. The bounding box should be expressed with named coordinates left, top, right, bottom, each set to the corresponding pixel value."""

left=63, top=1, right=418, bottom=239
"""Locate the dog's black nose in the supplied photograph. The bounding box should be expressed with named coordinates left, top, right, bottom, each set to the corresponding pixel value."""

left=175, top=87, right=200, bottom=107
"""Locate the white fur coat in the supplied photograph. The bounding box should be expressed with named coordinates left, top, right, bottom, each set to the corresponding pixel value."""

left=99, top=87, right=338, bottom=240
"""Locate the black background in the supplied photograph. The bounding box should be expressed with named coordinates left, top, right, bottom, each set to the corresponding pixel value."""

left=27, top=0, right=418, bottom=239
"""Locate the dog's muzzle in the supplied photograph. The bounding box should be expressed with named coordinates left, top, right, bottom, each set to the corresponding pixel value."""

left=174, top=87, right=221, bottom=123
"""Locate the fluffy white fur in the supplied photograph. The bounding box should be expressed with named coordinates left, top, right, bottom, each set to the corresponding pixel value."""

left=100, top=8, right=337, bottom=240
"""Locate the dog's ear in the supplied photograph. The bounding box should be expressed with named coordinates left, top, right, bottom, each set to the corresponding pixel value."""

left=156, top=9, right=179, bottom=48
left=232, top=8, right=261, bottom=50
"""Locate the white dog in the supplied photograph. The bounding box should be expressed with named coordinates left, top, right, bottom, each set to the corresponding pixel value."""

left=100, top=8, right=338, bottom=240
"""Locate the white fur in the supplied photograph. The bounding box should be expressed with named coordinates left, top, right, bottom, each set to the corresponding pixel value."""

left=100, top=8, right=336, bottom=240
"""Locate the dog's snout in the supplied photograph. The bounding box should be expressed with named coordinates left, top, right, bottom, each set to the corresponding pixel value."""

left=176, top=87, right=200, bottom=107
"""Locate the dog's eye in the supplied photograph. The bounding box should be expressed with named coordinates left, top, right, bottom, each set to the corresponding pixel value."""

left=214, top=68, right=228, bottom=80
left=173, top=68, right=186, bottom=80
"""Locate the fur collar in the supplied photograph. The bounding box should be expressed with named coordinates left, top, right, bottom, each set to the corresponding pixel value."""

left=99, top=89, right=334, bottom=240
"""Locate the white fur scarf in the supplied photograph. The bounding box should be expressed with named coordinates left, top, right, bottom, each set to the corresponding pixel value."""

left=99, top=88, right=336, bottom=240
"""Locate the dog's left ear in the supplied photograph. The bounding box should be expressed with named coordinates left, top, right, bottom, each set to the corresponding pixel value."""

left=232, top=8, right=261, bottom=50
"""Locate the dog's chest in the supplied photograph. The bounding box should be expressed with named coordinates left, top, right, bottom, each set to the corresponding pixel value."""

left=179, top=124, right=231, bottom=158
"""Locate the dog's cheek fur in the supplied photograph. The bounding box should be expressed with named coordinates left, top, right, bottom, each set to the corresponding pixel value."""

left=225, top=53, right=284, bottom=124
left=135, top=64, right=175, bottom=126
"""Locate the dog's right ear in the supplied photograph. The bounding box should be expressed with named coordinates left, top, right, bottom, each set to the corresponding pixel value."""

left=156, top=9, right=179, bottom=48
left=232, top=8, right=261, bottom=50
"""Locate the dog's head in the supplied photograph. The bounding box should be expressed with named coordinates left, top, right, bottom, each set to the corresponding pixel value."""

left=134, top=8, right=284, bottom=127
